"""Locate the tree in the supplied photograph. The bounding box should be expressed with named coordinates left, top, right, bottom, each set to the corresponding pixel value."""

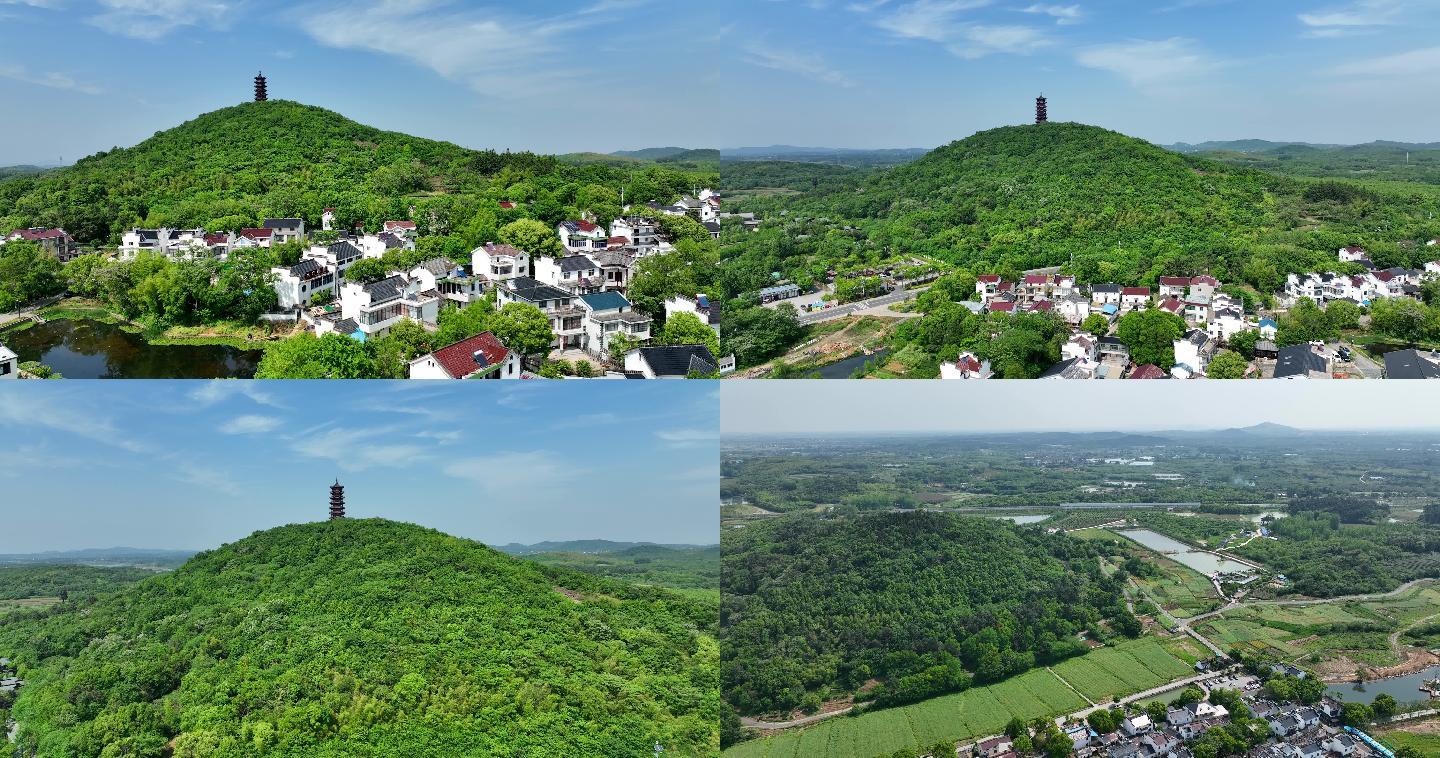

left=722, top=304, right=805, bottom=368
left=488, top=302, right=554, bottom=358
left=1116, top=308, right=1186, bottom=369
left=1340, top=701, right=1372, bottom=727
left=1369, top=297, right=1433, bottom=345
left=369, top=319, right=433, bottom=378
left=1206, top=350, right=1249, bottom=379
left=498, top=218, right=562, bottom=257
left=1081, top=313, right=1110, bottom=337
left=254, top=333, right=377, bottom=378
left=0, top=240, right=64, bottom=312
left=627, top=239, right=718, bottom=318
left=1422, top=502, right=1440, bottom=526
left=1371, top=692, right=1397, bottom=719
left=1227, top=329, right=1260, bottom=359
left=658, top=311, right=720, bottom=358
left=1277, top=298, right=1339, bottom=346
left=344, top=258, right=390, bottom=283
left=1325, top=299, right=1361, bottom=331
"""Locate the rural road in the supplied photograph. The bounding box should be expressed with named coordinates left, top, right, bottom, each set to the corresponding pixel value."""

left=741, top=706, right=854, bottom=730
left=797, top=285, right=931, bottom=325
left=1182, top=578, right=1440, bottom=627
left=0, top=294, right=64, bottom=329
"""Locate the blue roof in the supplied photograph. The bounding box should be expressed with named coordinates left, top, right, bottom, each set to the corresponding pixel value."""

left=349, top=330, right=366, bottom=343
left=579, top=291, right=630, bottom=311
left=1101, top=303, right=1119, bottom=315
left=1259, top=318, right=1277, bottom=328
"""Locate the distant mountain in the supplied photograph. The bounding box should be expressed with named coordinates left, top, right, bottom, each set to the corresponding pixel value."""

left=612, top=146, right=693, bottom=160
left=722, top=145, right=929, bottom=167
left=1230, top=422, right=1303, bottom=435
left=0, top=547, right=195, bottom=568
left=1166, top=139, right=1440, bottom=154
left=494, top=539, right=713, bottom=555
left=0, top=164, right=55, bottom=180
left=0, top=519, right=718, bottom=754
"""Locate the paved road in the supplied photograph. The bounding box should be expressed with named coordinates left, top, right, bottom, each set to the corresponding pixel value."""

left=1333, top=340, right=1383, bottom=378
left=0, top=294, right=64, bottom=329
left=740, top=706, right=854, bottom=730
left=797, top=285, right=932, bottom=325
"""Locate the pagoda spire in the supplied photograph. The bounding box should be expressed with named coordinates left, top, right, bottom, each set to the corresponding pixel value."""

left=1035, top=94, right=1048, bottom=124
left=329, top=479, right=345, bottom=520
left=254, top=71, right=268, bottom=102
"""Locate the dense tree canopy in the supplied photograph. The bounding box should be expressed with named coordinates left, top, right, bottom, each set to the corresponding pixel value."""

left=0, top=520, right=719, bottom=757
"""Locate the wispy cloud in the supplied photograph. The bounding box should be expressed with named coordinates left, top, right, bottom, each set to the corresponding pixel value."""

left=297, top=0, right=601, bottom=97
left=0, top=391, right=148, bottom=452
left=1019, top=3, right=1082, bottom=24
left=442, top=451, right=580, bottom=491
left=189, top=381, right=283, bottom=409
left=874, top=0, right=1050, bottom=58
left=742, top=43, right=855, bottom=87
left=1075, top=37, right=1220, bottom=91
left=220, top=414, right=281, bottom=435
left=1298, top=0, right=1404, bottom=38
left=1331, top=46, right=1440, bottom=77
left=655, top=427, right=720, bottom=448
left=0, top=64, right=100, bottom=94
left=290, top=424, right=428, bottom=472
left=87, top=0, right=235, bottom=40
left=0, top=0, right=64, bottom=7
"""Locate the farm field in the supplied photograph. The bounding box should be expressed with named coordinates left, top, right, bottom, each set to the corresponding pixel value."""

left=1134, top=557, right=1222, bottom=618
left=0, top=596, right=59, bottom=616
left=723, top=638, right=1190, bottom=757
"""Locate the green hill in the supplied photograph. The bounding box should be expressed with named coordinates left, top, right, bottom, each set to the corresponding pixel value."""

left=0, top=519, right=719, bottom=757
left=721, top=511, right=1132, bottom=719
left=0, top=100, right=714, bottom=244
left=719, top=121, right=1440, bottom=302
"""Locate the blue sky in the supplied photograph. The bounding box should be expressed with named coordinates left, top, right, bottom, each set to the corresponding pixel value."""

left=0, top=380, right=719, bottom=552
left=723, top=381, right=1440, bottom=435
left=719, top=0, right=1440, bottom=148
left=0, top=0, right=720, bottom=165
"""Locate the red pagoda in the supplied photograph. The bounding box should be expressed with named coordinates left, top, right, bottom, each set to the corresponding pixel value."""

left=254, top=71, right=268, bottom=102
left=1035, top=94, right=1048, bottom=124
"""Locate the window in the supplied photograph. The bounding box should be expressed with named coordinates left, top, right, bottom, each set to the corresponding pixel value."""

left=0, top=362, right=10, bottom=376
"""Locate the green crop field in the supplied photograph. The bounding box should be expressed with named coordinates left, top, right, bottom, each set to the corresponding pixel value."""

left=1135, top=558, right=1221, bottom=618
left=725, top=638, right=1189, bottom=757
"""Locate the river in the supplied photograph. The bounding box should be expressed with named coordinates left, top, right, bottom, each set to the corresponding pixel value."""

left=3, top=319, right=262, bottom=379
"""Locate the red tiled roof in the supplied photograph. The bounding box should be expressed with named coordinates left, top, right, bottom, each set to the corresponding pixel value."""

left=571, top=219, right=600, bottom=232
left=1373, top=271, right=1394, bottom=282
left=1159, top=276, right=1190, bottom=286
left=1190, top=275, right=1219, bottom=286
left=977, top=274, right=1001, bottom=283
left=1122, top=287, right=1151, bottom=296
left=323, top=207, right=336, bottom=213
left=384, top=220, right=417, bottom=230
left=7, top=227, right=69, bottom=241
left=1023, top=274, right=1048, bottom=285
left=997, top=281, right=1015, bottom=290
left=203, top=233, right=228, bottom=245
left=239, top=227, right=272, bottom=239
left=1158, top=297, right=1184, bottom=312
left=1130, top=364, right=1166, bottom=379
left=1052, top=274, right=1074, bottom=283
left=1029, top=299, right=1053, bottom=311
left=607, top=235, right=631, bottom=247
left=955, top=354, right=981, bottom=372
left=498, top=201, right=517, bottom=209
left=430, top=331, right=510, bottom=379
left=1343, top=245, right=1365, bottom=253
left=989, top=301, right=1016, bottom=312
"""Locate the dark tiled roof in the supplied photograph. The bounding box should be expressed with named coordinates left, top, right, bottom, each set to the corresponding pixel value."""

left=364, top=275, right=406, bottom=304
left=1385, top=349, right=1440, bottom=379
left=1275, top=344, right=1327, bottom=378
left=328, top=241, right=363, bottom=261
left=289, top=258, right=323, bottom=277
left=264, top=218, right=303, bottom=229
left=557, top=255, right=597, bottom=272
left=637, top=345, right=717, bottom=377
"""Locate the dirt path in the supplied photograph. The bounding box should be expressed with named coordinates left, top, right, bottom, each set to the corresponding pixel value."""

left=740, top=706, right=854, bottom=730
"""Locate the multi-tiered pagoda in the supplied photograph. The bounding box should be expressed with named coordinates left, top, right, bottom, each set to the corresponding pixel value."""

left=329, top=479, right=345, bottom=520
left=254, top=72, right=268, bottom=102
left=1035, top=94, right=1048, bottom=124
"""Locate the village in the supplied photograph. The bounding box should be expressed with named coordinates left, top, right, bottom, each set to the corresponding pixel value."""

left=753, top=241, right=1440, bottom=380
left=0, top=190, right=725, bottom=379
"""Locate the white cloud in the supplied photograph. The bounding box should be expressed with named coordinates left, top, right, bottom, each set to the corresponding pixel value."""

left=0, top=392, right=148, bottom=452
left=171, top=462, right=242, bottom=496
left=1330, top=46, right=1440, bottom=77
left=1075, top=37, right=1220, bottom=90
left=1020, top=3, right=1082, bottom=24
left=220, top=414, right=281, bottom=435
left=442, top=451, right=579, bottom=491
left=0, top=0, right=64, bottom=7
left=188, top=381, right=283, bottom=409
left=874, top=1, right=1050, bottom=58
left=0, top=64, right=100, bottom=95
left=87, top=0, right=234, bottom=40
left=289, top=424, right=428, bottom=471
left=655, top=427, right=720, bottom=448
left=1299, top=0, right=1404, bottom=33
left=742, top=44, right=855, bottom=87
left=297, top=0, right=598, bottom=97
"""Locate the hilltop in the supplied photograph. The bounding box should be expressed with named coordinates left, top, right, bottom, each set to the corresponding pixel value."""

left=0, top=100, right=715, bottom=244
left=0, top=519, right=719, bottom=756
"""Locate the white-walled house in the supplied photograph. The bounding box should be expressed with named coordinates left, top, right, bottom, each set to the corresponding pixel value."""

left=263, top=218, right=305, bottom=244
left=665, top=294, right=720, bottom=336
left=473, top=242, right=530, bottom=283
left=1120, top=287, right=1151, bottom=311
left=609, top=216, right=669, bottom=256
left=1173, top=329, right=1216, bottom=377
left=272, top=258, right=336, bottom=309
left=408, top=331, right=520, bottom=379
left=1207, top=307, right=1248, bottom=342
left=119, top=228, right=209, bottom=259
left=1062, top=334, right=1098, bottom=363
left=409, top=258, right=485, bottom=308
left=624, top=344, right=718, bottom=378
left=577, top=291, right=651, bottom=358
left=1339, top=245, right=1369, bottom=263
left=0, top=342, right=17, bottom=379
left=939, top=352, right=992, bottom=379
left=498, top=277, right=583, bottom=350
left=1158, top=276, right=1190, bottom=299
left=535, top=254, right=601, bottom=293
left=557, top=220, right=607, bottom=252
left=339, top=275, right=439, bottom=338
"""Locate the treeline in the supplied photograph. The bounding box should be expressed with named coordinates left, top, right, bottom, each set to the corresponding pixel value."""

left=0, top=565, right=159, bottom=601
left=0, top=101, right=715, bottom=244
left=0, top=519, right=719, bottom=756
left=721, top=512, right=1136, bottom=717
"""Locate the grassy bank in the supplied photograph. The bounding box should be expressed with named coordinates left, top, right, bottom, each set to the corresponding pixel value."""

left=0, top=299, right=288, bottom=350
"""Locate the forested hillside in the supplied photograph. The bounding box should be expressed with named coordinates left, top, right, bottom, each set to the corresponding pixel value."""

left=719, top=122, right=1440, bottom=302
left=0, top=565, right=159, bottom=600
left=721, top=512, right=1135, bottom=718
left=0, top=100, right=715, bottom=244
left=0, top=519, right=719, bottom=757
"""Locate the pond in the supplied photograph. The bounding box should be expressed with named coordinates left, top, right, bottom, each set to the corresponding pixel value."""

left=990, top=514, right=1050, bottom=525
left=1113, top=528, right=1255, bottom=576
left=816, top=349, right=891, bottom=379
left=1326, top=664, right=1440, bottom=706
left=3, top=319, right=262, bottom=379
